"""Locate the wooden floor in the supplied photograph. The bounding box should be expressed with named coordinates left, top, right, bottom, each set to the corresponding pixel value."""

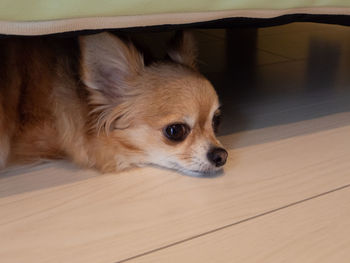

left=1, top=23, right=350, bottom=263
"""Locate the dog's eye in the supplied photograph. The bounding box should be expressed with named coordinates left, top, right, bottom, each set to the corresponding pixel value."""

left=164, top=123, right=190, bottom=142
left=212, top=112, right=222, bottom=133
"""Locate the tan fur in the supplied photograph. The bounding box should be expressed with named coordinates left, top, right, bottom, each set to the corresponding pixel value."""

left=0, top=32, right=226, bottom=174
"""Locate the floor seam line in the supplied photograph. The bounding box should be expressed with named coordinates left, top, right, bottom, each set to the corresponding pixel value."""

left=116, top=183, right=350, bottom=263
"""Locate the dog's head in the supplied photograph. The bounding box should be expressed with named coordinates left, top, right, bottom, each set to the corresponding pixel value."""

left=80, top=32, right=227, bottom=175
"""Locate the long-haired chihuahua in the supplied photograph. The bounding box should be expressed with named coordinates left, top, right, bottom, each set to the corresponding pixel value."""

left=0, top=31, right=227, bottom=175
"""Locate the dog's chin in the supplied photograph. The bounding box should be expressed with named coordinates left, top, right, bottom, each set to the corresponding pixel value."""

left=157, top=162, right=224, bottom=178
left=181, top=168, right=224, bottom=178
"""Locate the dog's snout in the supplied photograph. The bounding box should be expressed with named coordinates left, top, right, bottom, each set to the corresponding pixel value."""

left=207, top=147, right=228, bottom=167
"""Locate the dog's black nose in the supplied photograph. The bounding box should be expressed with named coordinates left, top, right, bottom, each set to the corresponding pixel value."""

left=207, top=147, right=228, bottom=167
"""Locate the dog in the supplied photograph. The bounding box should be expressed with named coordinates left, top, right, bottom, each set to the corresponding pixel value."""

left=0, top=31, right=227, bottom=175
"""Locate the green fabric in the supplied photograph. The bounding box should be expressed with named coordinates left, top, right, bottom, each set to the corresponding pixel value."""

left=1, top=0, right=350, bottom=22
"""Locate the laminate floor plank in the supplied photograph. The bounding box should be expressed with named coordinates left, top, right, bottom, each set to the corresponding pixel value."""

left=1, top=117, right=349, bottom=263
left=128, top=187, right=350, bottom=263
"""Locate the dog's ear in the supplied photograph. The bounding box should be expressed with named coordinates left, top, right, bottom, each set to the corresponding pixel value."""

left=167, top=31, right=198, bottom=69
left=79, top=32, right=144, bottom=103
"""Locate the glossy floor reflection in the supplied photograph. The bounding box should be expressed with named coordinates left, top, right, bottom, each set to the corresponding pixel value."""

left=198, top=25, right=350, bottom=138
